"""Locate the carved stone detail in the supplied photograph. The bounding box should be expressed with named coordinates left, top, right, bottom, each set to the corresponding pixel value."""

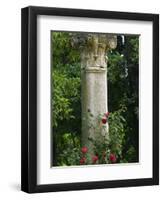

left=71, top=33, right=117, bottom=70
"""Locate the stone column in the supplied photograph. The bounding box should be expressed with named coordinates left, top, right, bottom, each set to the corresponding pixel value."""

left=71, top=33, right=117, bottom=155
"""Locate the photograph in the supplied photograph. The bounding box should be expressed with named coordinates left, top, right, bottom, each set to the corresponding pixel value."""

left=51, top=31, right=139, bottom=167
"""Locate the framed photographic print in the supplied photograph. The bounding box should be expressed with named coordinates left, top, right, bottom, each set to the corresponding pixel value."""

left=21, top=6, right=159, bottom=193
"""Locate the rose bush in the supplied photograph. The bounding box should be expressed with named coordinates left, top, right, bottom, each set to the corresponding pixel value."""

left=78, top=109, right=126, bottom=165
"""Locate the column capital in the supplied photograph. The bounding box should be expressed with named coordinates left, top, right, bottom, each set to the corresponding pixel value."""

left=70, top=33, right=117, bottom=50
left=70, top=33, right=117, bottom=70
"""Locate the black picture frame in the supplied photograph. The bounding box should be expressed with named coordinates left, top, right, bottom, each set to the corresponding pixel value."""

left=21, top=6, right=159, bottom=193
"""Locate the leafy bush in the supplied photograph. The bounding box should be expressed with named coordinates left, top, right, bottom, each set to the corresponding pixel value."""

left=55, top=132, right=81, bottom=166
left=55, top=109, right=126, bottom=166
left=52, top=70, right=80, bottom=127
left=85, top=109, right=126, bottom=165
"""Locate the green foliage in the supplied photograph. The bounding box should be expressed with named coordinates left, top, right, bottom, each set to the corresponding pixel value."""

left=108, top=36, right=139, bottom=163
left=51, top=32, right=81, bottom=128
left=51, top=32, right=81, bottom=166
left=55, top=132, right=81, bottom=166
left=108, top=52, right=127, bottom=83
left=87, top=109, right=126, bottom=164
left=108, top=109, right=126, bottom=160
left=125, top=37, right=139, bottom=64
left=51, top=32, right=80, bottom=71
left=52, top=70, right=80, bottom=127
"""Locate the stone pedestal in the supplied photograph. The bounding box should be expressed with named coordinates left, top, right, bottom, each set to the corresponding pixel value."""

left=71, top=33, right=117, bottom=155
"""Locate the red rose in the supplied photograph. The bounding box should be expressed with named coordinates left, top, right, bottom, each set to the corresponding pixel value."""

left=81, top=146, right=88, bottom=154
left=104, top=112, right=110, bottom=118
left=109, top=153, right=117, bottom=163
left=80, top=157, right=86, bottom=165
left=92, top=155, right=98, bottom=164
left=102, top=117, right=107, bottom=124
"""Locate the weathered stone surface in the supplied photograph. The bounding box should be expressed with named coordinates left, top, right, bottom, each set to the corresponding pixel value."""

left=71, top=33, right=117, bottom=155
